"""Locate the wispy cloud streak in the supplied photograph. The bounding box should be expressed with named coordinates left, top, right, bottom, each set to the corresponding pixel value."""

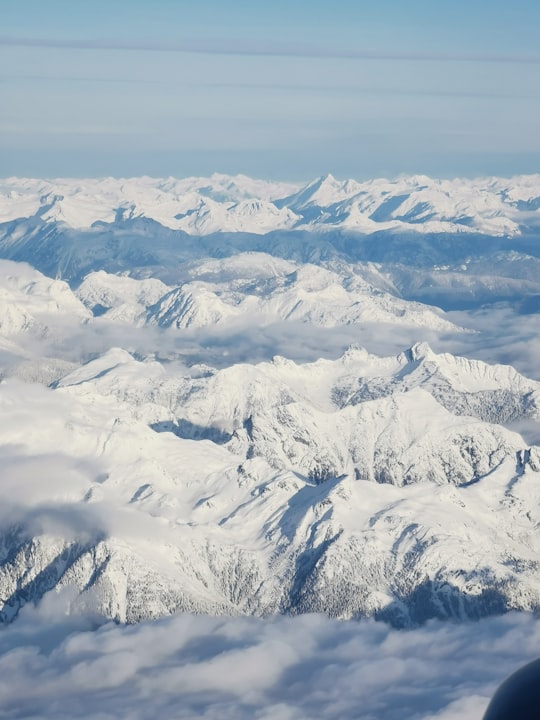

left=2, top=35, right=540, bottom=65
left=2, top=73, right=535, bottom=101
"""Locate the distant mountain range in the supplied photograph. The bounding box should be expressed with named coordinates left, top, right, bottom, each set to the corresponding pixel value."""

left=2, top=172, right=540, bottom=236
left=1, top=173, right=540, bottom=310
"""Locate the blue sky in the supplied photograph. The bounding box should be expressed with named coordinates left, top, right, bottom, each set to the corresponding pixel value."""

left=2, top=0, right=540, bottom=179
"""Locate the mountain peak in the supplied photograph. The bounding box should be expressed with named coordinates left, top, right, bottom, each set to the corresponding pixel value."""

left=400, top=341, right=435, bottom=364
left=410, top=341, right=434, bottom=360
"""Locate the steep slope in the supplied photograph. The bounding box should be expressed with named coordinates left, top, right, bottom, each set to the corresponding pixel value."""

left=0, top=261, right=90, bottom=383
left=76, top=271, right=171, bottom=324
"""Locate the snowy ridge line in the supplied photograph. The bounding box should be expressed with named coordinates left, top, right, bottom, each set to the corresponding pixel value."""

left=1, top=172, right=540, bottom=236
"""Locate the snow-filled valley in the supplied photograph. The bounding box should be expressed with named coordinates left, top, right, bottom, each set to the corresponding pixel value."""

left=1, top=172, right=540, bottom=717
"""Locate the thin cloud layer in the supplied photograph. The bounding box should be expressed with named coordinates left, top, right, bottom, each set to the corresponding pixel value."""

left=0, top=600, right=539, bottom=719
left=1, top=35, right=540, bottom=65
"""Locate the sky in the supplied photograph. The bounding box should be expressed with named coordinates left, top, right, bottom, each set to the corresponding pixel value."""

left=2, top=0, right=540, bottom=179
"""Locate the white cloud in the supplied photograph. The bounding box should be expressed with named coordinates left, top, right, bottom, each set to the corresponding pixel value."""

left=0, top=601, right=538, bottom=719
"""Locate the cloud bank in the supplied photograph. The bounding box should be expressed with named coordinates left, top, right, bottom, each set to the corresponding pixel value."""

left=0, top=600, right=539, bottom=719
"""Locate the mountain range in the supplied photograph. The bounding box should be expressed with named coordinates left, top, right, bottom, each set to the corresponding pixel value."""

left=1, top=173, right=540, bottom=628
left=2, top=173, right=540, bottom=312
left=2, top=172, right=540, bottom=236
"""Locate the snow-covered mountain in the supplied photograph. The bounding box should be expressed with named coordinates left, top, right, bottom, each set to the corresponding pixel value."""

left=0, top=260, right=89, bottom=337
left=1, top=333, right=540, bottom=626
left=0, top=260, right=90, bottom=370
left=75, top=255, right=461, bottom=333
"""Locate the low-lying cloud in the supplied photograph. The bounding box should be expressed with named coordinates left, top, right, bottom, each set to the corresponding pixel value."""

left=6, top=299, right=540, bottom=385
left=446, top=305, right=540, bottom=381
left=0, top=600, right=539, bottom=719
